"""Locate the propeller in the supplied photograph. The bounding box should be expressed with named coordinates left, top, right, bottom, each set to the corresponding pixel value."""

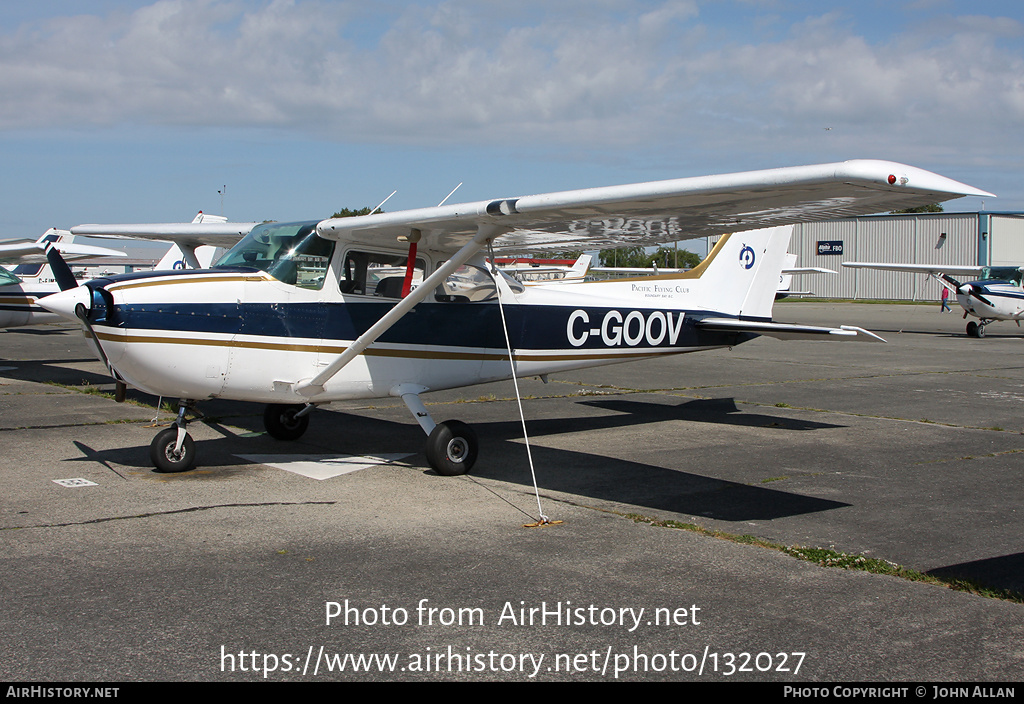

left=43, top=241, right=79, bottom=292
left=959, top=283, right=993, bottom=308
left=41, top=245, right=127, bottom=399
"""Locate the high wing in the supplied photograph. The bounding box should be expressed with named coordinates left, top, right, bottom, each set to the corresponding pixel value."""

left=315, top=160, right=992, bottom=255
left=842, top=262, right=986, bottom=277
left=0, top=229, right=127, bottom=265
left=71, top=213, right=258, bottom=269
left=785, top=266, right=836, bottom=275
left=70, top=218, right=257, bottom=250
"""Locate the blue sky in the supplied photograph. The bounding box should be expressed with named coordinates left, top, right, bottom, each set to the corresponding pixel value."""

left=1, top=0, right=1020, bottom=246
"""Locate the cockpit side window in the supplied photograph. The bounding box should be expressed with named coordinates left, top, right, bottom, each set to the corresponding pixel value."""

left=10, top=264, right=44, bottom=278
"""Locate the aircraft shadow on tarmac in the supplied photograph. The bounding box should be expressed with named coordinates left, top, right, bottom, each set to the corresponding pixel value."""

left=2, top=327, right=76, bottom=335
left=0, top=358, right=114, bottom=386
left=928, top=553, right=1024, bottom=594
left=65, top=395, right=850, bottom=523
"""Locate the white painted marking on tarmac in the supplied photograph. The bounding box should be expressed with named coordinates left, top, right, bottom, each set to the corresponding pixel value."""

left=235, top=453, right=414, bottom=480
left=53, top=478, right=98, bottom=487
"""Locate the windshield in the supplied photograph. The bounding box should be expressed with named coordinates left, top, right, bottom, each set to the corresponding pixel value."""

left=980, top=266, right=1023, bottom=285
left=0, top=267, right=21, bottom=286
left=214, top=221, right=335, bottom=289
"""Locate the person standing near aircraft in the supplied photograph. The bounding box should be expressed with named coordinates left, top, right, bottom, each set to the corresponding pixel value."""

left=941, top=286, right=950, bottom=312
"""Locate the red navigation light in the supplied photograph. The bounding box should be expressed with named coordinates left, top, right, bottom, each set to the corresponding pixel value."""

left=887, top=174, right=897, bottom=185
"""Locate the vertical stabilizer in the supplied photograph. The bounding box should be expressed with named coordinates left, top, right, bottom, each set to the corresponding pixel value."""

left=690, top=225, right=792, bottom=319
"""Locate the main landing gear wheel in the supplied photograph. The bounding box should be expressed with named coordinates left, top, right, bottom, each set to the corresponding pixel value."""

left=966, top=321, right=986, bottom=338
left=150, top=427, right=196, bottom=473
left=425, top=420, right=478, bottom=476
left=264, top=404, right=309, bottom=441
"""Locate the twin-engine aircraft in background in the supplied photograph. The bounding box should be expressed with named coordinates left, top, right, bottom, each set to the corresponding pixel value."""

left=0, top=230, right=126, bottom=329
left=842, top=262, right=1022, bottom=337
left=38, top=160, right=991, bottom=474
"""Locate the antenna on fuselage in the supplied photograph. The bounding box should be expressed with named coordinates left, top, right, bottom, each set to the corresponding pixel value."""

left=370, top=190, right=397, bottom=215
left=437, top=183, right=463, bottom=207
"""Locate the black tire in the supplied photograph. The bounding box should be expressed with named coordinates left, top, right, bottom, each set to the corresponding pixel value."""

left=150, top=427, right=196, bottom=473
left=425, top=420, right=478, bottom=476
left=966, top=321, right=979, bottom=337
left=264, top=404, right=309, bottom=441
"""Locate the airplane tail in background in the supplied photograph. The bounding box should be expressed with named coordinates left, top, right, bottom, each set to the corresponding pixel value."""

left=687, top=225, right=792, bottom=319
left=191, top=211, right=228, bottom=224
left=569, top=253, right=592, bottom=278
left=155, top=243, right=223, bottom=270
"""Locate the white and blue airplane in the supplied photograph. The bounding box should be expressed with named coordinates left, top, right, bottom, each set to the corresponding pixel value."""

left=842, top=261, right=1022, bottom=337
left=38, top=160, right=990, bottom=474
left=1, top=213, right=255, bottom=330
left=0, top=229, right=127, bottom=329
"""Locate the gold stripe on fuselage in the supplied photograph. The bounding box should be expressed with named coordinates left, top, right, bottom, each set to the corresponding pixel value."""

left=105, top=273, right=270, bottom=293
left=90, top=329, right=690, bottom=363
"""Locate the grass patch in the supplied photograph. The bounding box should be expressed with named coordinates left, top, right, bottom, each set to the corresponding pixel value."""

left=622, top=512, right=1024, bottom=604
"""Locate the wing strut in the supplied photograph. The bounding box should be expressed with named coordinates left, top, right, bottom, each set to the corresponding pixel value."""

left=293, top=224, right=507, bottom=397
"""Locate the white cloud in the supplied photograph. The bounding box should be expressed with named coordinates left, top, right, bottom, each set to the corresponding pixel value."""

left=0, top=0, right=1020, bottom=168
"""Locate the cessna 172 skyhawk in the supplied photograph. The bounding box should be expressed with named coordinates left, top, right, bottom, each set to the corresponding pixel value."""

left=842, top=261, right=1023, bottom=337
left=39, top=160, right=991, bottom=474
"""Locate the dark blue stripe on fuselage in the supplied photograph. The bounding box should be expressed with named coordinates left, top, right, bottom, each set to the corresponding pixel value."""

left=971, top=284, right=1024, bottom=302
left=98, top=300, right=749, bottom=350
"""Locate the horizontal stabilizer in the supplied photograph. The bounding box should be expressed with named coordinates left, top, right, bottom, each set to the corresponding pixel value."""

left=697, top=318, right=886, bottom=342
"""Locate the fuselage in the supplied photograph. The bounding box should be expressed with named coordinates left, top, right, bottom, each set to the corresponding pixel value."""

left=0, top=265, right=63, bottom=328
left=65, top=268, right=747, bottom=402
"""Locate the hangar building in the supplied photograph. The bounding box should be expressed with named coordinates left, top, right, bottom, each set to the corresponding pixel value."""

left=787, top=212, right=1024, bottom=301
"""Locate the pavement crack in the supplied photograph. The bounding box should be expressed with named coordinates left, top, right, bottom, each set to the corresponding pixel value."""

left=2, top=501, right=337, bottom=531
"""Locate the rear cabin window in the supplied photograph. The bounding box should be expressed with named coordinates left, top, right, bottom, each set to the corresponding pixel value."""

left=340, top=250, right=426, bottom=298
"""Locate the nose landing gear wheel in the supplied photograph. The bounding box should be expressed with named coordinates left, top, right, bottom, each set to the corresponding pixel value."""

left=150, top=427, right=196, bottom=473
left=425, top=420, right=478, bottom=476
left=264, top=404, right=310, bottom=441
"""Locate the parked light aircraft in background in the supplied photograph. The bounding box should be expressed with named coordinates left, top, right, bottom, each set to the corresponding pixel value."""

left=842, top=262, right=1021, bottom=337
left=0, top=230, right=126, bottom=329
left=1, top=213, right=253, bottom=330
left=501, top=254, right=592, bottom=284
left=778, top=254, right=836, bottom=298
left=72, top=211, right=256, bottom=270
left=592, top=253, right=834, bottom=297
left=38, top=160, right=990, bottom=474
